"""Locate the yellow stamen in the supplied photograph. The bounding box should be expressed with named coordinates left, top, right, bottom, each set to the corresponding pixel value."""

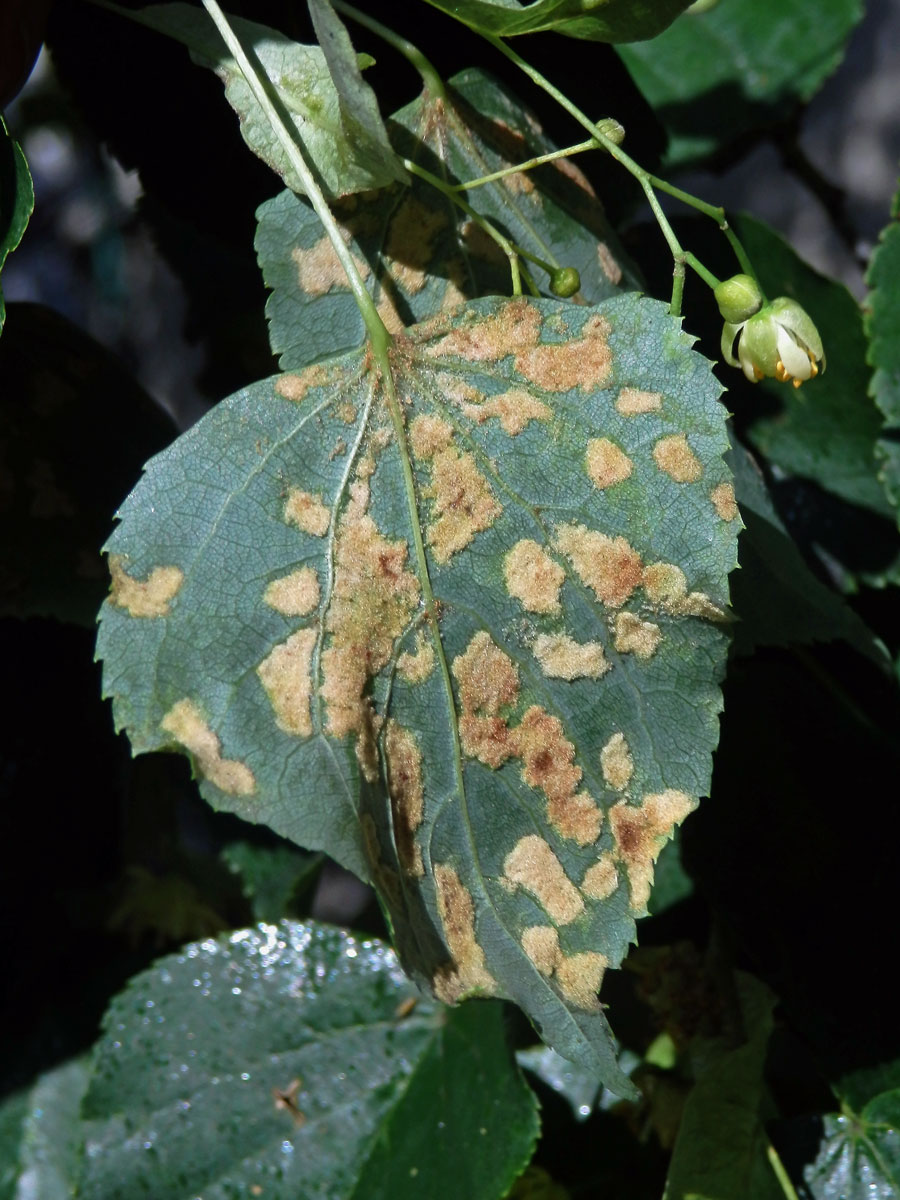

left=753, top=367, right=765, bottom=381
left=775, top=360, right=791, bottom=383
left=809, top=359, right=819, bottom=378
left=793, top=378, right=803, bottom=389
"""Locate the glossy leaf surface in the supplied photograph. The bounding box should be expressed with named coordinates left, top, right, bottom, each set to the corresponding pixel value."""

left=7, top=1060, right=89, bottom=1200
left=256, top=68, right=639, bottom=371
left=804, top=1090, right=900, bottom=1200
left=78, top=922, right=538, bottom=1199
left=98, top=292, right=738, bottom=1093
left=0, top=116, right=33, bottom=333
left=865, top=180, right=900, bottom=521
left=420, top=0, right=693, bottom=42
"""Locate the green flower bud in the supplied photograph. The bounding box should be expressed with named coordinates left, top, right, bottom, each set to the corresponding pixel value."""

left=714, top=274, right=763, bottom=323
left=549, top=266, right=581, bottom=298
left=721, top=296, right=825, bottom=387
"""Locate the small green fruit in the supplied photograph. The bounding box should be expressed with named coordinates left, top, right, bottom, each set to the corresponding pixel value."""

left=549, top=267, right=581, bottom=298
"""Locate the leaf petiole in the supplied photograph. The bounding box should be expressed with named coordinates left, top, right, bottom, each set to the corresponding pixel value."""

left=332, top=0, right=446, bottom=99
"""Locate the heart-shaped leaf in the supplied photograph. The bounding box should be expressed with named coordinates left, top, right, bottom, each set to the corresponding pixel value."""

left=98, top=292, right=738, bottom=1094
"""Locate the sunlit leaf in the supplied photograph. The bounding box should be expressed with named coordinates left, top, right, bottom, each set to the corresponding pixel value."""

left=0, top=116, right=33, bottom=334
left=865, top=179, right=900, bottom=523
left=256, top=68, right=640, bottom=370
left=78, top=922, right=538, bottom=1199
left=98, top=292, right=738, bottom=1094
left=120, top=2, right=406, bottom=198
left=9, top=1060, right=89, bottom=1200
left=421, top=0, right=693, bottom=43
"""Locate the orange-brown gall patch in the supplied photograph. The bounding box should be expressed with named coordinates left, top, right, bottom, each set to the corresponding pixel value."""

left=161, top=699, right=255, bottom=796
left=613, top=612, right=661, bottom=660
left=642, top=562, right=726, bottom=621
left=586, top=438, right=633, bottom=490
left=452, top=632, right=519, bottom=767
left=396, top=630, right=435, bottom=684
left=520, top=925, right=560, bottom=975
left=284, top=490, right=330, bottom=537
left=257, top=628, right=317, bottom=737
left=263, top=567, right=320, bottom=617
left=600, top=732, right=634, bottom=791
left=581, top=854, right=618, bottom=901
left=653, top=434, right=702, bottom=483
left=504, top=539, right=565, bottom=614
left=461, top=388, right=552, bottom=436
left=292, top=238, right=369, bottom=296
left=503, top=835, right=585, bottom=925
left=616, top=387, right=662, bottom=416
left=433, top=864, right=497, bottom=1003
left=275, top=365, right=328, bottom=403
left=555, top=951, right=607, bottom=1011
left=510, top=708, right=602, bottom=845
left=385, top=721, right=425, bottom=877
left=384, top=196, right=447, bottom=295
left=554, top=523, right=643, bottom=609
left=426, top=298, right=542, bottom=363
left=423, top=446, right=502, bottom=563
left=408, top=413, right=454, bottom=461
left=515, top=315, right=613, bottom=393
left=610, top=790, right=696, bottom=913
left=532, top=633, right=610, bottom=681
left=597, top=243, right=623, bottom=285
left=710, top=482, right=739, bottom=521
left=108, top=556, right=183, bottom=618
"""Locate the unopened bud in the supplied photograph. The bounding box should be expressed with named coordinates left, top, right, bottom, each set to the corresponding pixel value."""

left=714, top=274, right=763, bottom=324
left=550, top=266, right=581, bottom=298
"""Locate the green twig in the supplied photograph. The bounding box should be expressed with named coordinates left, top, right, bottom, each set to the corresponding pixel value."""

left=650, top=174, right=758, bottom=281
left=333, top=1, right=446, bottom=99
left=767, top=1141, right=801, bottom=1200
left=451, top=137, right=597, bottom=191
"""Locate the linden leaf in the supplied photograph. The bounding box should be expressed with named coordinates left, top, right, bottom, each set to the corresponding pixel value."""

left=98, top=293, right=738, bottom=1095
left=120, top=3, right=406, bottom=198
left=420, top=0, right=694, bottom=43
left=0, top=117, right=34, bottom=334
left=865, top=178, right=900, bottom=523
left=256, top=68, right=639, bottom=370
left=803, top=1091, right=900, bottom=1200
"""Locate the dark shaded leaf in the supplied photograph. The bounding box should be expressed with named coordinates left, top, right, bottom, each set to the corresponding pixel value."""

left=420, top=0, right=694, bottom=43
left=865, top=179, right=900, bottom=521
left=0, top=116, right=33, bottom=333
left=221, top=840, right=323, bottom=921
left=0, top=1089, right=28, bottom=1200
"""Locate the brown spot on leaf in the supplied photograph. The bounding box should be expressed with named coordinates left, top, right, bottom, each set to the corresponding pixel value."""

left=423, top=445, right=502, bottom=563
left=597, top=243, right=623, bottom=285
left=161, top=699, right=255, bottom=796
left=554, top=523, right=643, bottom=608
left=642, top=563, right=726, bottom=621
left=581, top=854, right=619, bottom=900
left=613, top=612, right=661, bottom=660
left=461, top=388, right=552, bottom=436
left=384, top=196, right=447, bottom=295
left=710, top=482, right=738, bottom=521
left=409, top=413, right=454, bottom=460
left=653, top=434, right=702, bottom=483
left=426, top=298, right=542, bottom=363
left=276, top=365, right=329, bottom=403
left=263, top=567, right=320, bottom=616
left=433, top=864, right=497, bottom=1003
left=586, top=438, right=633, bottom=489
left=257, top=628, right=317, bottom=737
left=521, top=925, right=560, bottom=975
left=452, top=632, right=519, bottom=768
left=616, top=387, right=662, bottom=416
left=396, top=630, right=435, bottom=684
left=292, top=238, right=369, bottom=296
left=284, top=490, right=330, bottom=537
left=509, top=708, right=602, bottom=845
left=555, top=951, right=607, bottom=1011
left=504, top=539, right=565, bottom=614
left=385, top=721, right=425, bottom=877
left=533, top=633, right=610, bottom=681
left=504, top=835, right=584, bottom=924
left=108, top=556, right=184, bottom=618
left=515, top=314, right=613, bottom=392
left=610, top=790, right=696, bottom=913
left=600, top=732, right=634, bottom=791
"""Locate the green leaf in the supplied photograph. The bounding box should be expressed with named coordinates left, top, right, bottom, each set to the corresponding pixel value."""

left=803, top=1090, right=900, bottom=1200
left=0, top=116, right=34, bottom=334
left=221, top=840, right=323, bottom=921
left=618, top=0, right=862, bottom=167
left=0, top=303, right=175, bottom=625
left=646, top=831, right=692, bottom=915
left=78, top=921, right=538, bottom=1199
left=736, top=215, right=892, bottom=518
left=98, top=292, right=738, bottom=1096
left=14, top=1059, right=91, bottom=1200
left=121, top=3, right=406, bottom=198
left=0, top=1089, right=28, bottom=1200
left=865, top=179, right=900, bottom=522
left=256, top=68, right=639, bottom=371
left=664, top=973, right=782, bottom=1200
left=421, top=0, right=694, bottom=43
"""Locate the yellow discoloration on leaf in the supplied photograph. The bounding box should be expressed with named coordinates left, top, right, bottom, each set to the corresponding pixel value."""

left=613, top=611, right=662, bottom=660
left=521, top=925, right=560, bottom=975
left=581, top=854, right=619, bottom=900
left=710, top=482, right=739, bottom=521
left=597, top=242, right=623, bottom=285
left=600, top=732, right=634, bottom=791
left=161, top=699, right=255, bottom=796
left=586, top=438, right=633, bottom=490
left=284, top=490, right=330, bottom=537
left=610, top=790, right=696, bottom=913
left=504, top=539, right=565, bottom=614
left=426, top=298, right=542, bottom=363
left=409, top=413, right=454, bottom=461
left=335, top=401, right=357, bottom=425
left=653, top=434, right=702, bottom=483
left=423, top=446, right=502, bottom=563
left=616, top=387, right=662, bottom=416
left=515, top=314, right=613, bottom=393
left=460, top=388, right=552, bottom=436
left=433, top=372, right=481, bottom=408
left=510, top=708, right=602, bottom=845
left=257, top=628, right=317, bottom=737
left=504, top=835, right=585, bottom=925
left=433, top=864, right=497, bottom=1003
left=555, top=951, right=607, bottom=1012
left=452, top=631, right=519, bottom=769
left=533, top=633, right=610, bottom=681
left=396, top=630, right=435, bottom=684
left=385, top=721, right=425, bottom=877
left=275, top=365, right=329, bottom=403
left=554, top=523, right=643, bottom=609
left=374, top=276, right=406, bottom=335
left=292, top=238, right=369, bottom=296
left=108, top=556, right=184, bottom=618
left=384, top=196, right=447, bottom=295
left=642, top=563, right=727, bottom=621
left=263, top=567, right=320, bottom=617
